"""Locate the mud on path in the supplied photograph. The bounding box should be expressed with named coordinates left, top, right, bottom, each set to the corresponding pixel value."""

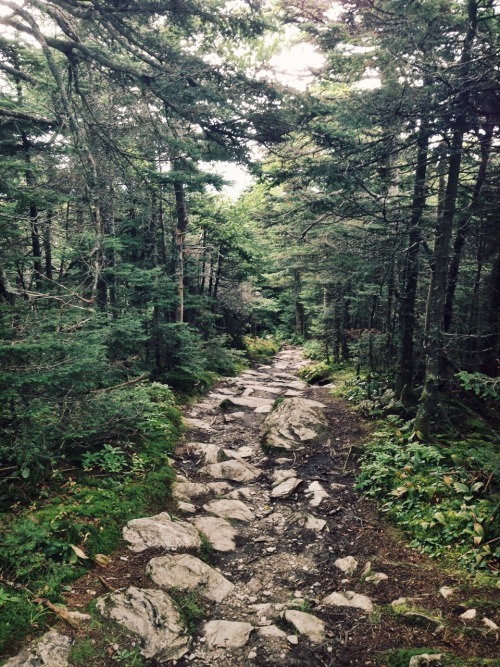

left=7, top=348, right=499, bottom=667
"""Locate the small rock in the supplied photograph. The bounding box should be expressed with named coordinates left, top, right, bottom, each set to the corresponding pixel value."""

left=258, top=625, right=287, bottom=639
left=460, top=608, right=477, bottom=621
left=408, top=654, right=443, bottom=667
left=334, top=556, right=358, bottom=574
left=306, top=481, right=329, bottom=507
left=283, top=610, right=325, bottom=644
left=365, top=572, right=388, bottom=585
left=271, top=477, right=302, bottom=498
left=483, top=617, right=499, bottom=632
left=185, top=442, right=223, bottom=465
left=177, top=501, right=197, bottom=514
left=248, top=650, right=257, bottom=659
left=192, top=516, right=238, bottom=552
left=272, top=469, right=297, bottom=484
left=203, top=499, right=254, bottom=523
left=287, top=635, right=299, bottom=645
left=204, top=621, right=254, bottom=649
left=322, top=591, right=373, bottom=613
left=200, top=460, right=261, bottom=483
left=439, top=586, right=454, bottom=599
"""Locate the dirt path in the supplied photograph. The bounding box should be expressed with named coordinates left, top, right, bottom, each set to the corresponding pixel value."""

left=6, top=348, right=499, bottom=667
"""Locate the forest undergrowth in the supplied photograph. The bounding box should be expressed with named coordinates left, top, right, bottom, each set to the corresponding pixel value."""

left=300, top=347, right=500, bottom=576
left=0, top=336, right=278, bottom=656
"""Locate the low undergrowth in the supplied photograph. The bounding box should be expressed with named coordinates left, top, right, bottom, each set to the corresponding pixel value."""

left=0, top=383, right=181, bottom=658
left=243, top=334, right=280, bottom=360
left=334, top=374, right=500, bottom=574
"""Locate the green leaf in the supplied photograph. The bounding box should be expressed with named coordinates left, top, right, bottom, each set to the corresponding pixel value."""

left=21, top=468, right=30, bottom=479
left=434, top=511, right=446, bottom=525
left=454, top=482, right=469, bottom=493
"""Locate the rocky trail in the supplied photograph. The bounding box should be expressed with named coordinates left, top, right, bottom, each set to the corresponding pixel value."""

left=5, top=348, right=499, bottom=667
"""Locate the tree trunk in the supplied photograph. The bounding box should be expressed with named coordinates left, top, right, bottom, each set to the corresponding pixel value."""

left=443, top=122, right=494, bottom=332
left=396, top=125, right=430, bottom=403
left=174, top=180, right=188, bottom=323
left=415, top=0, right=478, bottom=436
left=43, top=210, right=53, bottom=280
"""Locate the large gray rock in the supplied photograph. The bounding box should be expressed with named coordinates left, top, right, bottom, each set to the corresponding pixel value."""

left=283, top=610, right=325, bottom=644
left=123, top=512, right=201, bottom=552
left=97, top=587, right=190, bottom=661
left=147, top=554, right=234, bottom=602
left=204, top=620, right=254, bottom=649
left=2, top=630, right=72, bottom=667
left=220, top=395, right=274, bottom=409
left=261, top=398, right=327, bottom=451
left=193, top=516, right=238, bottom=551
left=200, top=459, right=261, bottom=483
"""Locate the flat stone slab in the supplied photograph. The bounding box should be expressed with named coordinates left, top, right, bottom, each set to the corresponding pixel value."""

left=306, top=481, right=329, bottom=507
left=204, top=620, right=254, bottom=649
left=200, top=459, right=260, bottom=483
left=97, top=587, right=190, bottom=661
left=183, top=418, right=213, bottom=430
left=193, top=516, right=238, bottom=551
left=185, top=441, right=224, bottom=464
left=271, top=477, right=302, bottom=498
left=204, top=498, right=254, bottom=522
left=243, top=384, right=283, bottom=395
left=322, top=591, right=373, bottom=612
left=261, top=398, right=327, bottom=451
left=286, top=380, right=308, bottom=390
left=147, top=554, right=234, bottom=602
left=2, top=630, right=72, bottom=667
left=283, top=610, right=325, bottom=643
left=174, top=481, right=211, bottom=501
left=222, top=395, right=274, bottom=409
left=254, top=404, right=272, bottom=413
left=123, top=513, right=201, bottom=552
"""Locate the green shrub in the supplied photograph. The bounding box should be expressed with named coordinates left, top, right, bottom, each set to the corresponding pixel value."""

left=243, top=335, right=280, bottom=360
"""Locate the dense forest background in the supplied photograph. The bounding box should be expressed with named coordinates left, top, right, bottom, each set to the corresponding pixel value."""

left=0, top=0, right=499, bottom=650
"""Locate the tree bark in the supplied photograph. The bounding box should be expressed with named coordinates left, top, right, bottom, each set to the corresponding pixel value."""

left=174, top=179, right=188, bottom=322
left=443, top=123, right=494, bottom=332
left=395, top=125, right=430, bottom=403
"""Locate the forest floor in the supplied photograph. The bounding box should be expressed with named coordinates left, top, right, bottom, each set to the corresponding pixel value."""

left=5, top=348, right=499, bottom=667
